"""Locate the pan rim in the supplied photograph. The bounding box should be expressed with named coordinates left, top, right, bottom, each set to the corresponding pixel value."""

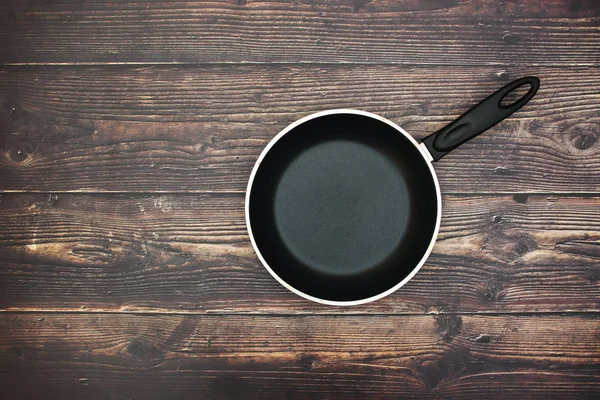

left=245, top=109, right=442, bottom=306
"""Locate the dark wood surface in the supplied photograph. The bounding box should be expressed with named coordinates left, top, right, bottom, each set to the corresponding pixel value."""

left=1, top=66, right=599, bottom=193
left=1, top=0, right=599, bottom=399
left=1, top=313, right=600, bottom=399
left=1, top=0, right=599, bottom=65
left=1, top=193, right=600, bottom=313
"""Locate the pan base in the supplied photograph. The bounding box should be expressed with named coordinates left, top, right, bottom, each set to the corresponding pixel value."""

left=274, top=139, right=410, bottom=276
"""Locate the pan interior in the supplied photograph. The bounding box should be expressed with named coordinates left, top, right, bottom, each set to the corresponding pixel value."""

left=248, top=113, right=439, bottom=302
left=274, top=140, right=409, bottom=275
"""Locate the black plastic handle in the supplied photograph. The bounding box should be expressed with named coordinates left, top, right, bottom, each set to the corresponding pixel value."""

left=421, top=76, right=540, bottom=161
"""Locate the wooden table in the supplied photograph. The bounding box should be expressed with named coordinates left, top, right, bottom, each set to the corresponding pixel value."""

left=1, top=0, right=599, bottom=398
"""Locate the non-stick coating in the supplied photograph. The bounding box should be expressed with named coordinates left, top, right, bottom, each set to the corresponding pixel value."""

left=248, top=113, right=439, bottom=302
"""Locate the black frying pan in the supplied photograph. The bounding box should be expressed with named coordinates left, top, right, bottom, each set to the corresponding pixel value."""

left=246, top=77, right=540, bottom=305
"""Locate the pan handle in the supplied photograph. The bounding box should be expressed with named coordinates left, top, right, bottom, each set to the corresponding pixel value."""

left=421, top=76, right=540, bottom=161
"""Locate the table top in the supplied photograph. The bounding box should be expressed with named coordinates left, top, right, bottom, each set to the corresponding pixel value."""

left=0, top=0, right=599, bottom=398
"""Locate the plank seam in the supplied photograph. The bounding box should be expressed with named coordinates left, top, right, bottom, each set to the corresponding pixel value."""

left=1, top=62, right=599, bottom=68
left=2, top=191, right=600, bottom=197
left=1, top=310, right=598, bottom=317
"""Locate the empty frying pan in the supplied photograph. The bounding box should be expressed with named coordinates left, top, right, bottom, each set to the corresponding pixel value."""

left=246, top=77, right=540, bottom=305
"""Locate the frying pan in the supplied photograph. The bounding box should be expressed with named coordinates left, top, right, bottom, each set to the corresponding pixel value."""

left=246, top=77, right=540, bottom=305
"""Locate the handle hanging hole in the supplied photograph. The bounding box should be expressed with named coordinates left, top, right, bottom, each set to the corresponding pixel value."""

left=499, top=82, right=533, bottom=109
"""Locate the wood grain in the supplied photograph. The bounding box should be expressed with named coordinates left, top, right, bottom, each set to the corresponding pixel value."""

left=0, top=312, right=599, bottom=399
left=1, top=193, right=598, bottom=313
left=0, top=0, right=599, bottom=65
left=1, top=0, right=598, bottom=398
left=1, top=65, right=599, bottom=193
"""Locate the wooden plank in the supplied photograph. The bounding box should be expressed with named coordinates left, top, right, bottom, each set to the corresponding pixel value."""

left=0, top=0, right=599, bottom=65
left=0, top=312, right=598, bottom=399
left=1, top=65, right=599, bottom=193
left=1, top=193, right=599, bottom=313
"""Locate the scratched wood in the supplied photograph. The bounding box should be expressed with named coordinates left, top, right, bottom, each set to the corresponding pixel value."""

left=1, top=65, right=599, bottom=193
left=0, top=0, right=599, bottom=65
left=0, top=313, right=599, bottom=399
left=0, top=193, right=598, bottom=313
